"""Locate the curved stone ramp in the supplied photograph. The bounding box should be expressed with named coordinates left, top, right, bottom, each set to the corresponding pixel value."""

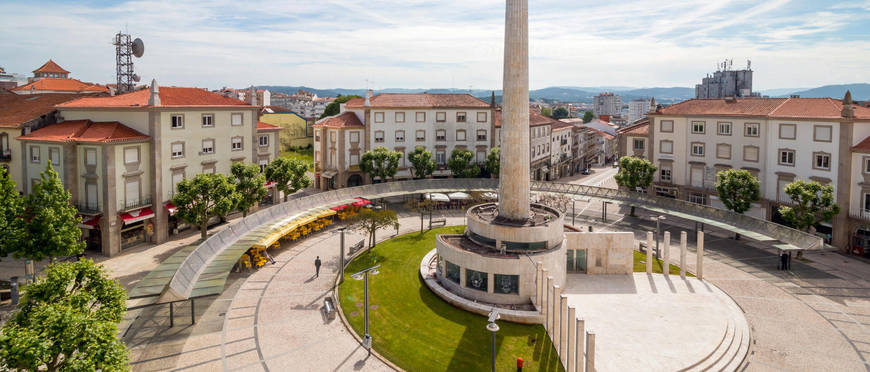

left=679, top=287, right=750, bottom=371
left=163, top=179, right=823, bottom=304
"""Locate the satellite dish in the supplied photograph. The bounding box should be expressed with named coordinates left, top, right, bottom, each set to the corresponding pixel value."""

left=131, top=38, right=145, bottom=58
left=132, top=74, right=140, bottom=82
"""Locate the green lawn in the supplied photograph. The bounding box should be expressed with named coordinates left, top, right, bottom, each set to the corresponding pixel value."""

left=339, top=226, right=564, bottom=372
left=280, top=147, right=314, bottom=170
left=632, top=250, right=693, bottom=276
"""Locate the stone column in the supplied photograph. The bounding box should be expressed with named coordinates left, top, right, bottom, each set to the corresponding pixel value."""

left=662, top=231, right=671, bottom=275
left=553, top=285, right=562, bottom=350
left=697, top=231, right=704, bottom=280
left=585, top=331, right=596, bottom=372
left=680, top=231, right=687, bottom=279
left=567, top=306, right=576, bottom=372
left=646, top=231, right=654, bottom=274
left=576, top=318, right=585, bottom=372
left=536, top=262, right=543, bottom=308
left=546, top=275, right=554, bottom=330
left=560, top=294, right=568, bottom=363
left=541, top=270, right=550, bottom=323
left=497, top=0, right=531, bottom=220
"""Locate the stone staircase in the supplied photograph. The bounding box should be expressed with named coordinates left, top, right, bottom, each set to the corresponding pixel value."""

left=679, top=297, right=750, bottom=372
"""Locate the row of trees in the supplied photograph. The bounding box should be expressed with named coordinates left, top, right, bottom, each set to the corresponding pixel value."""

left=614, top=156, right=840, bottom=236
left=359, top=146, right=501, bottom=182
left=174, top=158, right=310, bottom=239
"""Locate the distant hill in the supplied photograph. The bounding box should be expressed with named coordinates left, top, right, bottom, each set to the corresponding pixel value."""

left=758, top=88, right=807, bottom=97
left=781, top=84, right=870, bottom=100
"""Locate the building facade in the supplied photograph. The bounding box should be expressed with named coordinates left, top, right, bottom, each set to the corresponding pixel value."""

left=628, top=98, right=652, bottom=123
left=616, top=118, right=650, bottom=160
left=259, top=106, right=312, bottom=149
left=695, top=60, right=756, bottom=99
left=593, top=92, right=622, bottom=117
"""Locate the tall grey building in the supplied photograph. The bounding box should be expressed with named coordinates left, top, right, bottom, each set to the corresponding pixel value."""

left=593, top=92, right=622, bottom=117
left=628, top=98, right=651, bottom=123
left=695, top=60, right=757, bottom=99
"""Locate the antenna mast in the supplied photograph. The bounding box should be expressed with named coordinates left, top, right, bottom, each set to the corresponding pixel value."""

left=113, top=31, right=144, bottom=94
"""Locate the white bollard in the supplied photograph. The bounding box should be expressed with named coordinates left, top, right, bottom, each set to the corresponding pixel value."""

left=560, top=294, right=568, bottom=361
left=567, top=307, right=576, bottom=372
left=663, top=231, right=671, bottom=275
left=552, top=285, right=562, bottom=345
left=576, top=318, right=585, bottom=372
left=646, top=231, right=654, bottom=274
left=585, top=331, right=596, bottom=372
left=680, top=231, right=687, bottom=279
left=697, top=231, right=704, bottom=280
left=536, top=262, right=543, bottom=308
left=541, top=270, right=550, bottom=324
left=547, top=276, right=555, bottom=333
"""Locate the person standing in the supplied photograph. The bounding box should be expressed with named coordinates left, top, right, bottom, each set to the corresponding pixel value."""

left=314, top=256, right=322, bottom=277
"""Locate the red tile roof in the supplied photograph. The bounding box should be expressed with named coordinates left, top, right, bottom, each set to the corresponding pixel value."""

left=57, top=87, right=250, bottom=108
left=0, top=93, right=93, bottom=128
left=12, top=78, right=108, bottom=93
left=314, top=111, right=364, bottom=128
left=551, top=120, right=573, bottom=130
left=18, top=120, right=148, bottom=143
left=852, top=136, right=870, bottom=152
left=257, top=121, right=281, bottom=131
left=344, top=93, right=489, bottom=109
left=33, top=60, right=69, bottom=74
left=656, top=97, right=870, bottom=120
left=494, top=108, right=561, bottom=128
left=616, top=118, right=649, bottom=136
left=586, top=127, right=615, bottom=140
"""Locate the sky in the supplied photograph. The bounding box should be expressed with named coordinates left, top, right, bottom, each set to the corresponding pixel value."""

left=2, top=0, right=870, bottom=91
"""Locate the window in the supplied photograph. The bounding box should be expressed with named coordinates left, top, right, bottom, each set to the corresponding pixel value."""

left=716, top=143, right=731, bottom=159
left=814, top=125, right=832, bottom=142
left=465, top=268, right=487, bottom=291
left=691, top=143, right=705, bottom=156
left=633, top=138, right=644, bottom=150
left=660, top=167, right=672, bottom=182
left=477, top=112, right=487, bottom=123
left=436, top=150, right=446, bottom=165
left=814, top=152, right=831, bottom=170
left=86, top=182, right=97, bottom=210
left=171, top=142, right=184, bottom=158
left=865, top=157, right=870, bottom=173
left=779, top=149, right=795, bottom=166
left=476, top=150, right=485, bottom=163
left=477, top=130, right=487, bottom=141
left=201, top=114, right=214, bottom=127
left=779, top=124, right=796, bottom=139
left=202, top=165, right=215, bottom=174
left=125, top=178, right=139, bottom=206
left=232, top=137, right=243, bottom=151
left=171, top=114, right=184, bottom=129
left=85, top=149, right=97, bottom=166
left=350, top=131, right=360, bottom=143
left=688, top=192, right=706, bottom=205
left=350, top=153, right=359, bottom=166
left=743, top=146, right=759, bottom=162
left=258, top=159, right=268, bottom=173
left=49, top=147, right=60, bottom=166
left=374, top=112, right=384, bottom=123
left=660, top=120, right=673, bottom=133
left=124, top=147, right=138, bottom=164
left=231, top=113, right=243, bottom=126
left=395, top=130, right=405, bottom=142
left=445, top=261, right=460, bottom=283
left=456, top=112, right=466, bottom=122
left=660, top=140, right=673, bottom=154
left=330, top=131, right=336, bottom=142
left=745, top=123, right=759, bottom=137
left=416, top=112, right=426, bottom=122
left=374, top=131, right=385, bottom=143
left=436, top=112, right=446, bottom=122
left=30, top=146, right=40, bottom=163
left=717, top=122, right=732, bottom=135
left=201, top=139, right=215, bottom=154
left=494, top=274, right=519, bottom=294
left=865, top=193, right=870, bottom=212
left=456, top=130, right=466, bottom=141
left=416, top=130, right=425, bottom=141
left=691, top=121, right=705, bottom=134
left=259, top=135, right=269, bottom=147
left=395, top=112, right=405, bottom=123
left=436, top=129, right=446, bottom=141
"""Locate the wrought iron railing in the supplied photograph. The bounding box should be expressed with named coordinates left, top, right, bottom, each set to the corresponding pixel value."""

left=119, top=196, right=152, bottom=211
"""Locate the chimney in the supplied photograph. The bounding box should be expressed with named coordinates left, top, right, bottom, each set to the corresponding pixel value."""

left=148, top=79, right=160, bottom=106
left=248, top=85, right=258, bottom=106
left=364, top=89, right=373, bottom=107
left=490, top=91, right=496, bottom=108
left=648, top=97, right=656, bottom=114
left=842, top=90, right=855, bottom=118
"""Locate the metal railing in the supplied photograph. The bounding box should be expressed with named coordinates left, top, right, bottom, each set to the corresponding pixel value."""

left=119, top=196, right=152, bottom=211
left=76, top=201, right=101, bottom=214
left=849, top=210, right=870, bottom=222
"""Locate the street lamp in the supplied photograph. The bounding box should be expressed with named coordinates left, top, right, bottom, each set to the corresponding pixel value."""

left=602, top=201, right=613, bottom=223
left=351, top=264, right=380, bottom=355
left=338, top=227, right=347, bottom=284
left=651, top=215, right=666, bottom=259
left=487, top=309, right=501, bottom=372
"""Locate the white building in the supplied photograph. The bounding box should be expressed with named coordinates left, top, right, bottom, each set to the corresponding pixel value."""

left=593, top=92, right=622, bottom=117
left=628, top=98, right=652, bottom=123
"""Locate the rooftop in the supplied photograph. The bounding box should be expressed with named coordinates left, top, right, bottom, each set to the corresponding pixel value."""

left=33, top=60, right=69, bottom=75
left=616, top=118, right=649, bottom=136
left=18, top=119, right=149, bottom=143
left=257, top=121, right=281, bottom=131
left=57, top=86, right=251, bottom=108
left=0, top=93, right=92, bottom=128
left=656, top=97, right=870, bottom=120
left=12, top=78, right=107, bottom=93
left=344, top=93, right=489, bottom=109
left=314, top=111, right=364, bottom=129
left=494, top=108, right=561, bottom=128
left=470, top=202, right=560, bottom=227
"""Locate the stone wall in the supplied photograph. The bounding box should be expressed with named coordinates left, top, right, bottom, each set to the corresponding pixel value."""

left=565, top=232, right=634, bottom=275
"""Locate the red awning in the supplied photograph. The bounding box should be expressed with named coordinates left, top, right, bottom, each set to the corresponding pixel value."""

left=165, top=202, right=177, bottom=216
left=331, top=204, right=349, bottom=211
left=352, top=197, right=371, bottom=207
left=79, top=215, right=101, bottom=229
left=120, top=207, right=155, bottom=225
left=264, top=181, right=276, bottom=188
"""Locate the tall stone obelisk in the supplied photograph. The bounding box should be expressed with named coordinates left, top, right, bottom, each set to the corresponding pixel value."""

left=498, top=0, right=530, bottom=221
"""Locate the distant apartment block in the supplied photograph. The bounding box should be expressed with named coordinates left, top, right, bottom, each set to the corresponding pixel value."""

left=628, top=98, right=652, bottom=123
left=271, top=90, right=335, bottom=119
left=695, top=60, right=757, bottom=99
left=593, top=92, right=622, bottom=117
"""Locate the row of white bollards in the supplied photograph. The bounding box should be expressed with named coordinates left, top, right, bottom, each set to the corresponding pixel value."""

left=645, top=230, right=704, bottom=280
left=535, top=263, right=597, bottom=372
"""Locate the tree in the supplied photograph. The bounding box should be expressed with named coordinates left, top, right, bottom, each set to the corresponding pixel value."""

left=404, top=199, right=435, bottom=233
left=448, top=149, right=480, bottom=178
left=715, top=169, right=761, bottom=239
left=778, top=180, right=840, bottom=233
left=0, top=259, right=128, bottom=371
left=485, top=147, right=500, bottom=177
left=552, top=107, right=569, bottom=119
left=173, top=173, right=240, bottom=239
left=348, top=208, right=398, bottom=250
left=231, top=162, right=268, bottom=217
left=582, top=111, right=594, bottom=123
left=614, top=156, right=656, bottom=217
left=319, top=95, right=361, bottom=119
left=540, top=107, right=553, bottom=117
left=0, top=167, right=24, bottom=260
left=18, top=164, right=84, bottom=261
left=265, top=157, right=311, bottom=202
left=360, top=147, right=402, bottom=183
left=408, top=147, right=435, bottom=179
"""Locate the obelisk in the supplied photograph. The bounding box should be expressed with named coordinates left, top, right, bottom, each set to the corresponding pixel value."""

left=498, top=0, right=530, bottom=221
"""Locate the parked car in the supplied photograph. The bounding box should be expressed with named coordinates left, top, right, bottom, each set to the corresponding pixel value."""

left=581, top=168, right=590, bottom=175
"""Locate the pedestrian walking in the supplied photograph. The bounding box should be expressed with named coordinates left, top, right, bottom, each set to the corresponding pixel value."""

left=315, top=256, right=322, bottom=277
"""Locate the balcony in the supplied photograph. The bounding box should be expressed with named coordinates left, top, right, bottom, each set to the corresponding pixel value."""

left=119, top=196, right=152, bottom=212
left=850, top=210, right=870, bottom=222
left=75, top=201, right=101, bottom=215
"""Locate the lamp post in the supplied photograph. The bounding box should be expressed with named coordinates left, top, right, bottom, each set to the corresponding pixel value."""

left=602, top=201, right=613, bottom=223
left=572, top=198, right=576, bottom=226
left=487, top=310, right=501, bottom=372
left=351, top=264, right=380, bottom=355
left=338, top=227, right=346, bottom=284
left=651, top=215, right=666, bottom=259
